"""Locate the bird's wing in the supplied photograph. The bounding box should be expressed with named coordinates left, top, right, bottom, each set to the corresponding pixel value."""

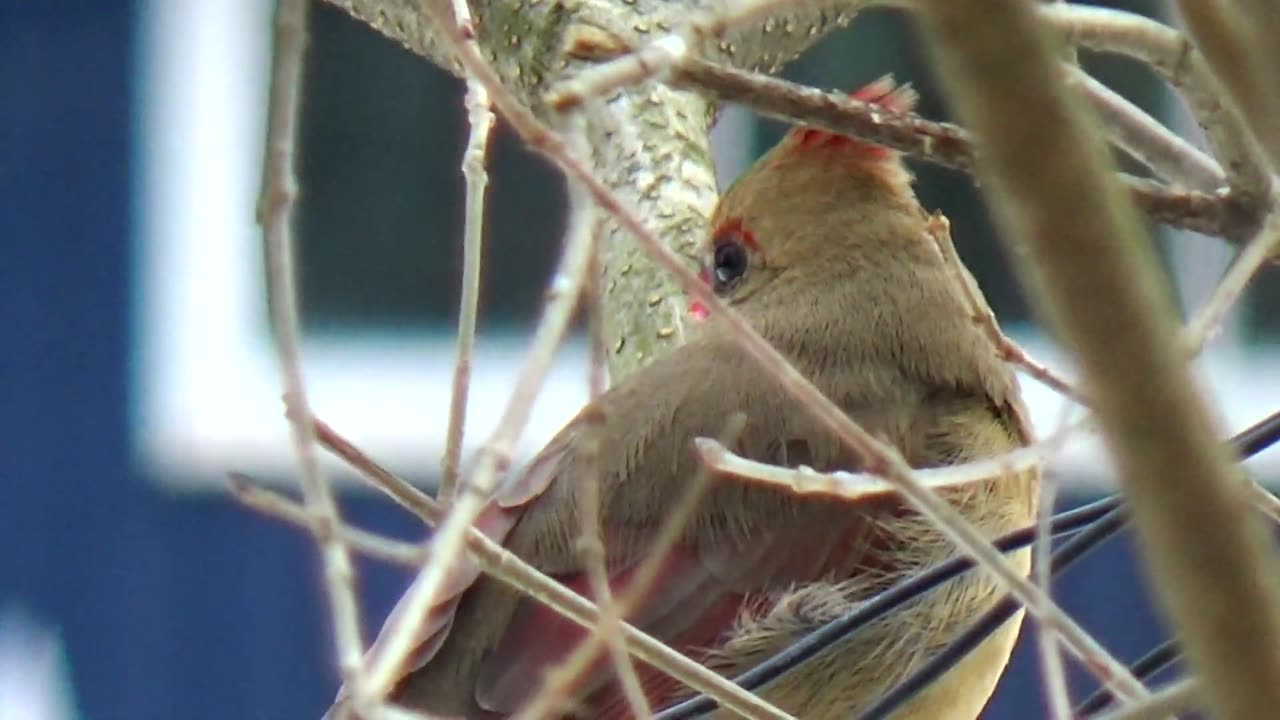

left=343, top=337, right=883, bottom=717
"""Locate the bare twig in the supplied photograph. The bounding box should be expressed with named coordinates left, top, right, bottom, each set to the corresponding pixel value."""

left=313, top=420, right=795, bottom=720
left=1094, top=678, right=1201, bottom=720
left=1034, top=477, right=1070, bottom=720
left=515, top=415, right=747, bottom=719
left=570, top=408, right=654, bottom=720
left=1034, top=402, right=1077, bottom=720
left=917, top=2, right=1280, bottom=718
left=440, top=79, right=495, bottom=506
left=927, top=213, right=1079, bottom=401
left=257, top=0, right=364, bottom=679
left=669, top=59, right=1265, bottom=242
left=695, top=435, right=1049, bottom=501
left=228, top=473, right=425, bottom=567
left=1065, top=66, right=1225, bottom=192
left=405, top=0, right=1147, bottom=702
left=1182, top=207, right=1280, bottom=353
left=315, top=419, right=437, bottom=523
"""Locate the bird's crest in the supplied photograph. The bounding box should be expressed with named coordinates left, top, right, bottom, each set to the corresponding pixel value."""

left=786, top=75, right=917, bottom=161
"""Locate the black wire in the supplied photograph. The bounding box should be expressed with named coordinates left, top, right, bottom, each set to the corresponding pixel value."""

left=1068, top=410, right=1280, bottom=718
left=856, top=505, right=1129, bottom=720
left=652, top=498, right=1118, bottom=720
left=855, top=408, right=1280, bottom=720
left=651, top=408, right=1280, bottom=720
left=1075, top=638, right=1180, bottom=716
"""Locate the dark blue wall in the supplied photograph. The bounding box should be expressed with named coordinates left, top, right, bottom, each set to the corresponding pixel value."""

left=0, top=3, right=1176, bottom=718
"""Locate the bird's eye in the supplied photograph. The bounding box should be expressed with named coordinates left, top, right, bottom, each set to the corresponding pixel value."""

left=712, top=239, right=749, bottom=294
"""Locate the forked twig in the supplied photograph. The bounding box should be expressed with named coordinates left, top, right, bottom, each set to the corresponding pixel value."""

left=257, top=0, right=364, bottom=679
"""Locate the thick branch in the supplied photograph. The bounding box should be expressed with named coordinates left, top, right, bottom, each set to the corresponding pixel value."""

left=916, top=3, right=1280, bottom=720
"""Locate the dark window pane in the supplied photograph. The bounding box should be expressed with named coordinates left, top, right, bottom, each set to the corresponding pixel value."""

left=295, top=4, right=566, bottom=334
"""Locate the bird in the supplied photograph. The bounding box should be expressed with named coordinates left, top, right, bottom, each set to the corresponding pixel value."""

left=327, top=76, right=1038, bottom=720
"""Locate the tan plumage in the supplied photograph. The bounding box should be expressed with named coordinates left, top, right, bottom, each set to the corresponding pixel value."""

left=331, top=77, right=1038, bottom=720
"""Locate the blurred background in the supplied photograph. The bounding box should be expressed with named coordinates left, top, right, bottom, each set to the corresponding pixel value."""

left=3, top=0, right=1278, bottom=718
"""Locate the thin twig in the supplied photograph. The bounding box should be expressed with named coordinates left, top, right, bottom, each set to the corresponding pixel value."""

left=229, top=473, right=425, bottom=566
left=569, top=408, right=654, bottom=720
left=1182, top=203, right=1280, bottom=353
left=409, top=0, right=1147, bottom=702
left=515, top=415, right=747, bottom=719
left=315, top=419, right=437, bottom=523
left=313, top=419, right=795, bottom=720
left=440, top=77, right=495, bottom=506
left=926, top=213, right=1079, bottom=401
left=1093, top=678, right=1201, bottom=720
left=695, top=435, right=1050, bottom=501
left=257, top=0, right=363, bottom=679
left=1034, top=401, right=1077, bottom=720
left=1065, top=66, right=1225, bottom=192
left=352, top=156, right=599, bottom=703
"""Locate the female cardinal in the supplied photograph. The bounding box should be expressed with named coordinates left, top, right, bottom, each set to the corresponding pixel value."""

left=330, top=77, right=1037, bottom=719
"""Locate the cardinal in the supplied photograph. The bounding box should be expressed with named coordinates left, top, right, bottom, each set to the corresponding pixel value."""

left=329, top=77, right=1038, bottom=719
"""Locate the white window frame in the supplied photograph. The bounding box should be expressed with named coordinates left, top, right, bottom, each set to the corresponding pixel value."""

left=131, top=0, right=1280, bottom=492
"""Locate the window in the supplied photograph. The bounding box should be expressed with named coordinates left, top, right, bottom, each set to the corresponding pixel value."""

left=132, top=0, right=1280, bottom=490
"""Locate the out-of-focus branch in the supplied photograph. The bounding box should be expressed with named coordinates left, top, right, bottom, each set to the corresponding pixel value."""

left=1064, top=66, right=1225, bottom=192
left=1093, top=677, right=1201, bottom=720
left=1039, top=3, right=1271, bottom=202
left=1182, top=208, right=1280, bottom=353
left=257, top=0, right=365, bottom=681
left=1176, top=1, right=1280, bottom=175
left=915, top=3, right=1280, bottom=720
left=669, top=59, right=1268, bottom=243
